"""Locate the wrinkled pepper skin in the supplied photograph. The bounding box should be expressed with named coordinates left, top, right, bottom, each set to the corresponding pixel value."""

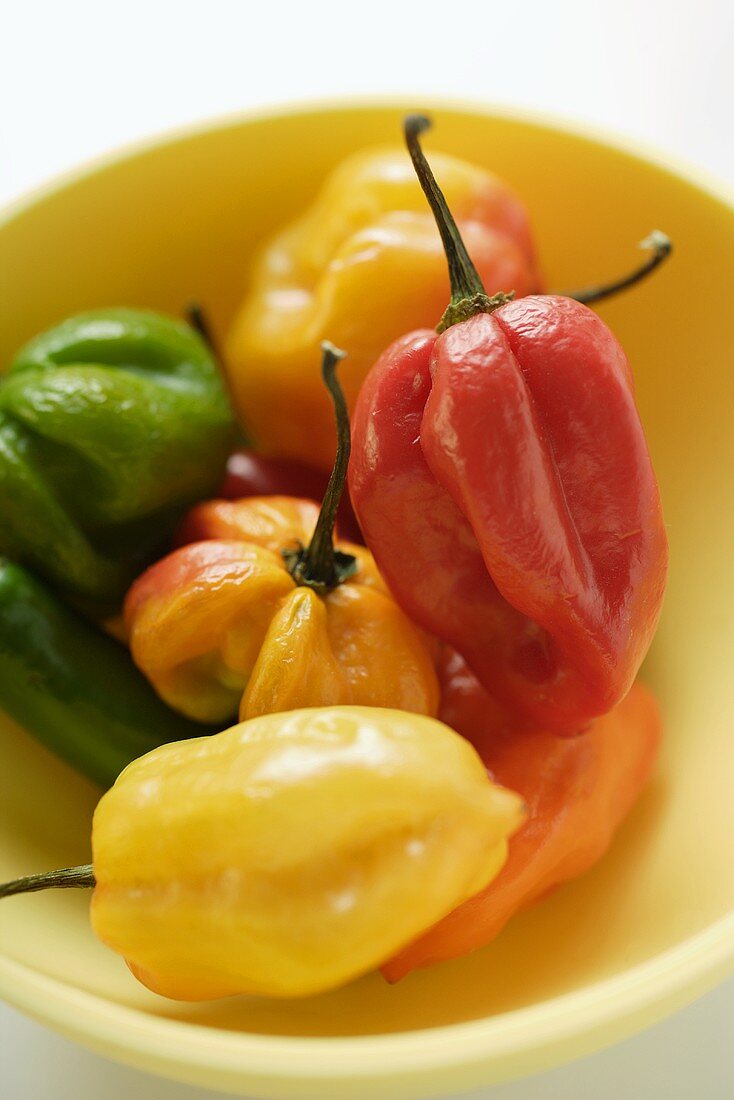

left=219, top=448, right=363, bottom=543
left=225, top=147, right=539, bottom=470
left=383, top=653, right=661, bottom=980
left=0, top=309, right=234, bottom=608
left=176, top=494, right=323, bottom=554
left=0, top=559, right=214, bottom=788
left=90, top=706, right=526, bottom=999
left=126, top=498, right=439, bottom=724
left=349, top=298, right=668, bottom=734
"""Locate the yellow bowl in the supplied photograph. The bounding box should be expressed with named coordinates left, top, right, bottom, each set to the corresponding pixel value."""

left=1, top=100, right=733, bottom=1099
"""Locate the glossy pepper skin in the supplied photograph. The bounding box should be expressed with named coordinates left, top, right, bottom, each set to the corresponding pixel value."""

left=126, top=497, right=438, bottom=724
left=383, top=653, right=661, bottom=980
left=86, top=707, right=526, bottom=999
left=350, top=304, right=667, bottom=733
left=0, top=309, right=234, bottom=609
left=0, top=559, right=215, bottom=788
left=225, top=145, right=539, bottom=470
left=349, top=119, right=668, bottom=733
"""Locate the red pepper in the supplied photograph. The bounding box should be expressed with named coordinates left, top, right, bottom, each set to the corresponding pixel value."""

left=349, top=117, right=668, bottom=734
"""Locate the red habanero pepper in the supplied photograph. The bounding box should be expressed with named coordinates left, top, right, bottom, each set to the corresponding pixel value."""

left=382, top=649, right=661, bottom=980
left=349, top=116, right=668, bottom=734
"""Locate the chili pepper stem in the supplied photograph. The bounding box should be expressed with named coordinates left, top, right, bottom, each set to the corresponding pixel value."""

left=562, top=231, right=672, bottom=305
left=186, top=303, right=250, bottom=449
left=186, top=302, right=219, bottom=356
left=0, top=864, right=96, bottom=899
left=404, top=114, right=515, bottom=333
left=282, top=342, right=358, bottom=593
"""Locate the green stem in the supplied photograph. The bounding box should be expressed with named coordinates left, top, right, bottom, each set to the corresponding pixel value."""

left=0, top=864, right=95, bottom=899
left=404, top=114, right=514, bottom=332
left=282, top=343, right=357, bottom=593
left=562, top=231, right=672, bottom=304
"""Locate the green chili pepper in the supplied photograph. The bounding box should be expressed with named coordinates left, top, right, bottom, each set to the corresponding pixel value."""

left=0, top=308, right=234, bottom=611
left=0, top=559, right=217, bottom=788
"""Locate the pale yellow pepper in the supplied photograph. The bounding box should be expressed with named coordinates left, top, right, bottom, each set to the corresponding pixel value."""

left=85, top=706, right=526, bottom=999
left=225, top=144, right=539, bottom=469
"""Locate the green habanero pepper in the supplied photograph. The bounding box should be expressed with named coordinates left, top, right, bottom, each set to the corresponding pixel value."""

left=0, top=559, right=217, bottom=788
left=0, top=308, right=235, bottom=611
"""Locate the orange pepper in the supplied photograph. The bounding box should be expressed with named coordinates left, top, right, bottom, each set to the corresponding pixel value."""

left=125, top=521, right=437, bottom=724
left=383, top=650, right=661, bottom=980
left=225, top=142, right=539, bottom=470
left=125, top=346, right=439, bottom=725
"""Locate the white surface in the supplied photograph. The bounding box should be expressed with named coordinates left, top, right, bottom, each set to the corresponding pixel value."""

left=1, top=1, right=733, bottom=1096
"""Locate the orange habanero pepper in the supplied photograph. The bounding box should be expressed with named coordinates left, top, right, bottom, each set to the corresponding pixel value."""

left=125, top=345, right=438, bottom=725
left=383, top=649, right=661, bottom=980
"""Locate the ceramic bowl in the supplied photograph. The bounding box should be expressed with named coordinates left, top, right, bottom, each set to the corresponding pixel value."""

left=1, top=100, right=733, bottom=1099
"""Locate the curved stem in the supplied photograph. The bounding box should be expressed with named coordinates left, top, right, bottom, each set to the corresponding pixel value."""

left=404, top=114, right=485, bottom=302
left=404, top=114, right=514, bottom=332
left=186, top=302, right=250, bottom=448
left=282, top=343, right=357, bottom=593
left=0, top=864, right=95, bottom=899
left=562, top=231, right=672, bottom=305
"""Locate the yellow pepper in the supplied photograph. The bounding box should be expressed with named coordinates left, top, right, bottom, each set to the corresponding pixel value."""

left=0, top=706, right=526, bottom=1000
left=225, top=141, right=540, bottom=469
left=124, top=346, right=439, bottom=724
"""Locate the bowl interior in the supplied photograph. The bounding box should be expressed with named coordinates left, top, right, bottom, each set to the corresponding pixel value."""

left=1, top=103, right=733, bottom=1093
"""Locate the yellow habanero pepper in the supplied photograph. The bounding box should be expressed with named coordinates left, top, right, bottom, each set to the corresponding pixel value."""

left=225, top=137, right=540, bottom=469
left=124, top=346, right=438, bottom=724
left=0, top=707, right=526, bottom=1000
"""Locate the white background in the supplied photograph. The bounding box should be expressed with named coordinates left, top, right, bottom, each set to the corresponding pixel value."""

left=1, top=1, right=733, bottom=1097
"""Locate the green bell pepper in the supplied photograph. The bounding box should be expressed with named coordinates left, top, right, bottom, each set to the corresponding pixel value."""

left=0, top=309, right=234, bottom=610
left=0, top=559, right=217, bottom=788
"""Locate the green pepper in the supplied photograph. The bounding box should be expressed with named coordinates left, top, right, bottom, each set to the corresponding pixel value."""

left=0, top=309, right=234, bottom=611
left=0, top=559, right=216, bottom=788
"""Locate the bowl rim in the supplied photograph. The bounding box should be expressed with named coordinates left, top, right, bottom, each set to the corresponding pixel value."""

left=1, top=95, right=734, bottom=1094
left=1, top=93, right=732, bottom=231
left=2, top=913, right=733, bottom=1087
